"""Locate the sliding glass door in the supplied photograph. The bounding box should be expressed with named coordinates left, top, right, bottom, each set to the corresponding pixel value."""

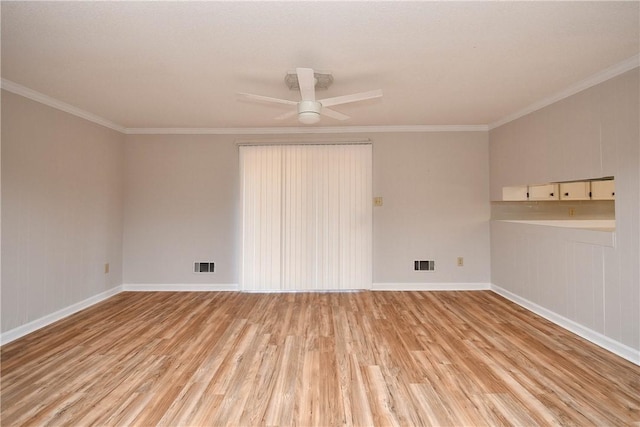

left=240, top=144, right=372, bottom=291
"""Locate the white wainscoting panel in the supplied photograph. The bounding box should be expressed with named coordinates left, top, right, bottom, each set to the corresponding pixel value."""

left=491, top=284, right=639, bottom=365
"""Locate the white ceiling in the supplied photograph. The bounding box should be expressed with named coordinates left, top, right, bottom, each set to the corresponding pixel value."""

left=1, top=1, right=639, bottom=130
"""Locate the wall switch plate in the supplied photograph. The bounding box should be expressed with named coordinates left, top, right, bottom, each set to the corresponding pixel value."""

left=373, top=197, right=383, bottom=207
left=457, top=257, right=464, bottom=267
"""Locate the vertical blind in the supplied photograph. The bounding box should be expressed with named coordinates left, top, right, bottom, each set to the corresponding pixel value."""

left=240, top=144, right=372, bottom=291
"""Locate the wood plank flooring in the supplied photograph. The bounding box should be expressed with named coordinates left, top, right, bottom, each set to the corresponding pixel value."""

left=1, top=291, right=639, bottom=426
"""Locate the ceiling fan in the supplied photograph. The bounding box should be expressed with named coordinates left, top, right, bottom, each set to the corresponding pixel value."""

left=237, top=68, right=382, bottom=125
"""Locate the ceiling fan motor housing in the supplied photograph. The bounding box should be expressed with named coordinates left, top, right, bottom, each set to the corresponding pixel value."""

left=297, top=100, right=322, bottom=124
left=285, top=71, right=333, bottom=90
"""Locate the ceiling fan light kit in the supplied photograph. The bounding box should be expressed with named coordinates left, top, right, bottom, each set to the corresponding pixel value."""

left=297, top=112, right=321, bottom=125
left=297, top=100, right=322, bottom=124
left=238, top=67, right=382, bottom=125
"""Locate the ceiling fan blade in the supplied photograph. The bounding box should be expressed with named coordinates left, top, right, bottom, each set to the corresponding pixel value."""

left=274, top=110, right=298, bottom=121
left=318, top=89, right=382, bottom=107
left=237, top=92, right=297, bottom=106
left=320, top=108, right=350, bottom=121
left=296, top=68, right=316, bottom=101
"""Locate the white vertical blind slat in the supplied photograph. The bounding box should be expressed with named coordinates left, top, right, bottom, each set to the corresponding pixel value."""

left=240, top=144, right=372, bottom=291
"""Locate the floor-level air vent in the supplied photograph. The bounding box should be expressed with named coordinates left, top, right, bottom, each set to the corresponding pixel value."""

left=194, top=262, right=215, bottom=273
left=414, top=260, right=435, bottom=271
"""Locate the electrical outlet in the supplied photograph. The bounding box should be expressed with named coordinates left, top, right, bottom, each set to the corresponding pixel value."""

left=104, top=263, right=110, bottom=274
left=569, top=208, right=575, bottom=217
left=457, top=257, right=464, bottom=267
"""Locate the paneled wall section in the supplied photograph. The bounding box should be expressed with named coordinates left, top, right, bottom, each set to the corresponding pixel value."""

left=489, top=69, right=640, bottom=356
left=1, top=91, right=125, bottom=333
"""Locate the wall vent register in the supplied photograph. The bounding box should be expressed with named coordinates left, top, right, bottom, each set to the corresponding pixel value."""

left=414, top=260, right=435, bottom=271
left=194, top=262, right=215, bottom=273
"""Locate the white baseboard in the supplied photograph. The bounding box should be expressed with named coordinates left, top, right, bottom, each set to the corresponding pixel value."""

left=122, top=283, right=239, bottom=292
left=242, top=288, right=367, bottom=293
left=9, top=282, right=634, bottom=367
left=490, top=284, right=640, bottom=366
left=372, top=282, right=491, bottom=291
left=0, top=285, right=123, bottom=346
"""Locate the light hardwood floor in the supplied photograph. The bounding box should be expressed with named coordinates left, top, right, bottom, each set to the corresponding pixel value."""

left=1, top=291, right=639, bottom=426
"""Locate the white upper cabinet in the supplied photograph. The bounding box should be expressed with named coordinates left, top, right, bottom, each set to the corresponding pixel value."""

left=529, top=183, right=559, bottom=201
left=560, top=182, right=591, bottom=200
left=502, top=186, right=528, bottom=201
left=591, top=180, right=615, bottom=200
left=501, top=179, right=615, bottom=202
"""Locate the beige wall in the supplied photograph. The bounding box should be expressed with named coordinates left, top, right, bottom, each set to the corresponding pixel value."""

left=123, top=132, right=491, bottom=287
left=1, top=90, right=125, bottom=333
left=489, top=68, right=640, bottom=356
left=372, top=132, right=490, bottom=286
left=123, top=135, right=239, bottom=286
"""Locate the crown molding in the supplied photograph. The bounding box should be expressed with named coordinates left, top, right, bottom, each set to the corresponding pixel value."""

left=124, top=124, right=488, bottom=135
left=0, top=81, right=486, bottom=134
left=1, top=78, right=126, bottom=133
left=4, top=53, right=638, bottom=135
left=488, top=53, right=640, bottom=130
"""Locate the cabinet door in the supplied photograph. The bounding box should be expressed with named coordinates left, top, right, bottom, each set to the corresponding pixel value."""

left=528, top=183, right=559, bottom=201
left=591, top=180, right=615, bottom=200
left=502, top=186, right=528, bottom=201
left=560, top=182, right=590, bottom=200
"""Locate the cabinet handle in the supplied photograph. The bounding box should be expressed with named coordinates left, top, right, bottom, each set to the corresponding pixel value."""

left=564, top=192, right=569, bottom=196
left=612, top=192, right=615, bottom=196
left=550, top=193, right=554, bottom=197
